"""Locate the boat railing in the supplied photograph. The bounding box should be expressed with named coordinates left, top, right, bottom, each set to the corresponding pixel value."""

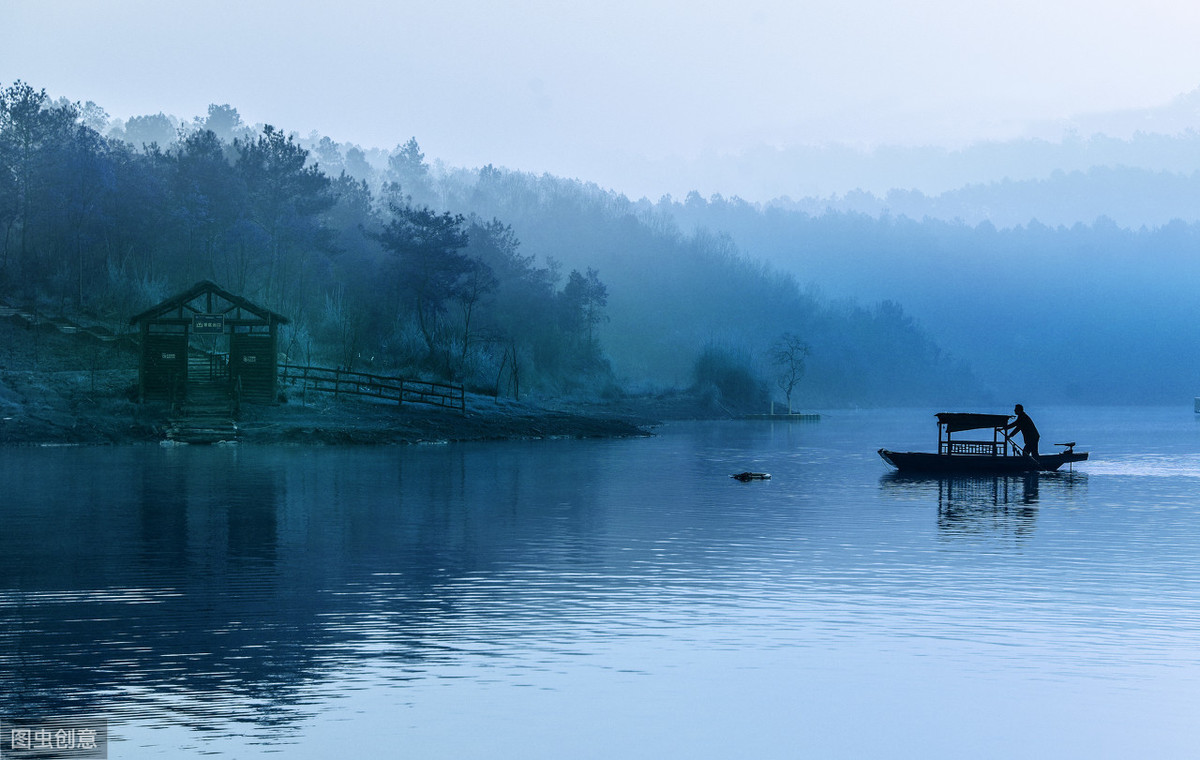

left=938, top=421, right=1021, bottom=457
left=943, top=440, right=1004, bottom=456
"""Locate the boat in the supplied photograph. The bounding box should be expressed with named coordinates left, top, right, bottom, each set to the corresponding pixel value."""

left=878, top=412, right=1088, bottom=474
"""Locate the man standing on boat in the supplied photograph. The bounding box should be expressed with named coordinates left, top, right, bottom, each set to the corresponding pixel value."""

left=1006, top=404, right=1040, bottom=459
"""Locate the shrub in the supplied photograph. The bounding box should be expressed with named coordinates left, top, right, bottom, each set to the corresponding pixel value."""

left=692, top=345, right=768, bottom=413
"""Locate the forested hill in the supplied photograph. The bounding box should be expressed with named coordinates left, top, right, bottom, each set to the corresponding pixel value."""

left=432, top=169, right=980, bottom=406
left=665, top=195, right=1200, bottom=405
left=1, top=81, right=982, bottom=408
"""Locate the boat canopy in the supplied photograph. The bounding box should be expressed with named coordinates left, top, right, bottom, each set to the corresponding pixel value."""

left=936, top=412, right=1011, bottom=433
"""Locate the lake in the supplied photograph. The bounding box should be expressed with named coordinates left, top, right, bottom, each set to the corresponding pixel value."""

left=2, top=407, right=1199, bottom=759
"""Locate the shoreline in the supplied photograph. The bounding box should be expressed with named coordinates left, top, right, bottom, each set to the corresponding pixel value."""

left=0, top=390, right=662, bottom=447
left=0, top=317, right=799, bottom=447
left=0, top=332, right=759, bottom=446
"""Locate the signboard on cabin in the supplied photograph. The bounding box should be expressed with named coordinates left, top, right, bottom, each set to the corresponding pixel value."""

left=192, top=314, right=224, bottom=334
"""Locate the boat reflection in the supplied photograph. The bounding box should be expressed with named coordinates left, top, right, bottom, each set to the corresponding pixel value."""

left=880, top=470, right=1087, bottom=538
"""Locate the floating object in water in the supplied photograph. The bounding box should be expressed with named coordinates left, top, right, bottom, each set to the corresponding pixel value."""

left=731, top=472, right=771, bottom=481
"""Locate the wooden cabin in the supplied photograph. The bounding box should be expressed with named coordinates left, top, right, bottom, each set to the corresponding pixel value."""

left=129, top=281, right=288, bottom=404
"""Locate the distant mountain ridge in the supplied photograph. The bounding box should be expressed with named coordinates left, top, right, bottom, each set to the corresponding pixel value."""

left=1036, top=85, right=1200, bottom=141
left=642, top=86, right=1200, bottom=222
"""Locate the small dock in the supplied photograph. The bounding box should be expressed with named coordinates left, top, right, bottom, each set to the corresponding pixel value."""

left=740, top=413, right=820, bottom=421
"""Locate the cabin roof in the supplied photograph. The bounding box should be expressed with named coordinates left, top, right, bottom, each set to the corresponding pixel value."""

left=936, top=412, right=1011, bottom=433
left=128, top=280, right=289, bottom=326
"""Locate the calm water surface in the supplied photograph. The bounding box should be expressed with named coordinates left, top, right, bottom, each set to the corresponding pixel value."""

left=2, top=407, right=1200, bottom=758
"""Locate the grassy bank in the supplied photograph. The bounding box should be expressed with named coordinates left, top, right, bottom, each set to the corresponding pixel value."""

left=0, top=314, right=668, bottom=445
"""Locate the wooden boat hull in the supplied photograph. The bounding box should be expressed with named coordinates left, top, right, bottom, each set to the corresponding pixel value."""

left=878, top=448, right=1087, bottom=474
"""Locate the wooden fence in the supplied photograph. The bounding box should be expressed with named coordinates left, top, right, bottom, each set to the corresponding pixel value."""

left=278, top=364, right=465, bottom=413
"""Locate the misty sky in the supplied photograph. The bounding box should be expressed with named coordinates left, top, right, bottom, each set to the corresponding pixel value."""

left=6, top=0, right=1200, bottom=200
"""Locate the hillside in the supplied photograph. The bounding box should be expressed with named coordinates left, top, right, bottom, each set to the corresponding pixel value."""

left=664, top=196, right=1200, bottom=404
left=1, top=82, right=983, bottom=411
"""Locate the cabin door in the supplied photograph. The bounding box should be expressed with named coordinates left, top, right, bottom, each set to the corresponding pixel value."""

left=229, top=328, right=276, bottom=402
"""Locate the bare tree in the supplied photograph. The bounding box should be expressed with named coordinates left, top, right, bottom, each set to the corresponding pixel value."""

left=770, top=333, right=809, bottom=413
left=455, top=257, right=498, bottom=372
